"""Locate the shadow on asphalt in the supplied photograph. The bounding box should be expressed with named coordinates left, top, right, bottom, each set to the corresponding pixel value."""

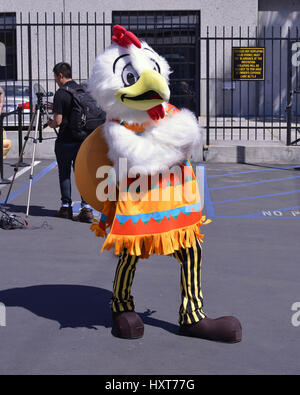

left=0, top=285, right=179, bottom=335
left=4, top=204, right=57, bottom=218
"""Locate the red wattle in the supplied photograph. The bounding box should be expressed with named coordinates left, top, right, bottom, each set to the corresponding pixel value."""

left=147, top=105, right=165, bottom=121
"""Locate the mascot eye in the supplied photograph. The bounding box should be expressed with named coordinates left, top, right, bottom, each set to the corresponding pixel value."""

left=122, top=64, right=139, bottom=86
left=151, top=59, right=161, bottom=74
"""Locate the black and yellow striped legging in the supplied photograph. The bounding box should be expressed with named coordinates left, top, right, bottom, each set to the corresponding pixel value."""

left=111, top=239, right=206, bottom=325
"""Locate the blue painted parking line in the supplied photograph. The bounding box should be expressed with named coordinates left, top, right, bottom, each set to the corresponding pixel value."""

left=1, top=161, right=299, bottom=220
left=211, top=215, right=300, bottom=219
left=212, top=189, right=300, bottom=205
left=207, top=165, right=300, bottom=179
left=199, top=165, right=300, bottom=219
left=209, top=175, right=300, bottom=191
left=204, top=166, right=216, bottom=218
left=0, top=161, right=57, bottom=206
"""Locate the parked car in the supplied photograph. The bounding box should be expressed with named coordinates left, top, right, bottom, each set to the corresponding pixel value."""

left=0, top=81, right=53, bottom=128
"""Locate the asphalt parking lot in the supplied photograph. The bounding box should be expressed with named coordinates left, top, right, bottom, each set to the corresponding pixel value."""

left=0, top=159, right=300, bottom=375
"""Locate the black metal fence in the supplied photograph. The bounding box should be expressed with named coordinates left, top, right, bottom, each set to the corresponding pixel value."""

left=203, top=25, right=300, bottom=146
left=0, top=12, right=113, bottom=127
left=0, top=11, right=200, bottom=127
left=1, top=12, right=300, bottom=146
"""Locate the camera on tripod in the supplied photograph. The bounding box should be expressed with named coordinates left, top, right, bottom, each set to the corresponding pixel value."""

left=35, top=91, right=53, bottom=115
left=2, top=89, right=56, bottom=217
left=33, top=91, right=54, bottom=140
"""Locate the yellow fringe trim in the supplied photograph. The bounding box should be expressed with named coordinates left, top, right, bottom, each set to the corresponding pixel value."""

left=90, top=200, right=116, bottom=238
left=90, top=220, right=107, bottom=238
left=92, top=216, right=211, bottom=259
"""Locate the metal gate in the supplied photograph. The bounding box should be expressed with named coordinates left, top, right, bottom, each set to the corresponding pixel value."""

left=0, top=12, right=112, bottom=127
left=203, top=26, right=300, bottom=146
left=0, top=11, right=201, bottom=127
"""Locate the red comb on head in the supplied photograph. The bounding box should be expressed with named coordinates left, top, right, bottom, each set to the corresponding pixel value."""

left=112, top=25, right=142, bottom=48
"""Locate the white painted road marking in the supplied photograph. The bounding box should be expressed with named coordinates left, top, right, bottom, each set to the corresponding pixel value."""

left=0, top=161, right=41, bottom=190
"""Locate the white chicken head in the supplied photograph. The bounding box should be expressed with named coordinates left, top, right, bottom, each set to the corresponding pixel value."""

left=88, top=25, right=171, bottom=124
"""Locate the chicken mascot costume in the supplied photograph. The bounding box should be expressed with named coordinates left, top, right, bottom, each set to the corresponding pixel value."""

left=75, top=25, right=242, bottom=342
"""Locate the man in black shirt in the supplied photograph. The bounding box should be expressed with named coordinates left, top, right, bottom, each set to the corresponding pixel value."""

left=48, top=62, right=93, bottom=222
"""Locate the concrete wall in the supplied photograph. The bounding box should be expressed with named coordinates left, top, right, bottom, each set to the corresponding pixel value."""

left=0, top=0, right=259, bottom=28
left=0, top=0, right=64, bottom=15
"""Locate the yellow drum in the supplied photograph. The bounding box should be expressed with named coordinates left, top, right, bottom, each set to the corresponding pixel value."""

left=3, top=130, right=12, bottom=159
left=74, top=125, right=112, bottom=212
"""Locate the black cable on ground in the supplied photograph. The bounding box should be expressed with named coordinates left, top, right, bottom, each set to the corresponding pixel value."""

left=0, top=207, right=29, bottom=230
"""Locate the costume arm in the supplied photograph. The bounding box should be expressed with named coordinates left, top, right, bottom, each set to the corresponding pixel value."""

left=149, top=109, right=201, bottom=156
left=103, top=109, right=201, bottom=175
left=103, top=122, right=183, bottom=175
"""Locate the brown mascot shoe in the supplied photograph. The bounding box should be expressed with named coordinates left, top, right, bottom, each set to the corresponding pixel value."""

left=112, top=312, right=144, bottom=339
left=179, top=316, right=242, bottom=343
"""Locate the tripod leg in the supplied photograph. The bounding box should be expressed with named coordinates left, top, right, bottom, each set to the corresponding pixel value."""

left=26, top=109, right=40, bottom=217
left=3, top=109, right=37, bottom=207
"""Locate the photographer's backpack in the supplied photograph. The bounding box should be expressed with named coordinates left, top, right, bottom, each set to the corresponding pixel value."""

left=62, top=85, right=106, bottom=142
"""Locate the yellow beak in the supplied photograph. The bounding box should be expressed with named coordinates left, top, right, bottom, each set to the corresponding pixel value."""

left=116, top=69, right=170, bottom=111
